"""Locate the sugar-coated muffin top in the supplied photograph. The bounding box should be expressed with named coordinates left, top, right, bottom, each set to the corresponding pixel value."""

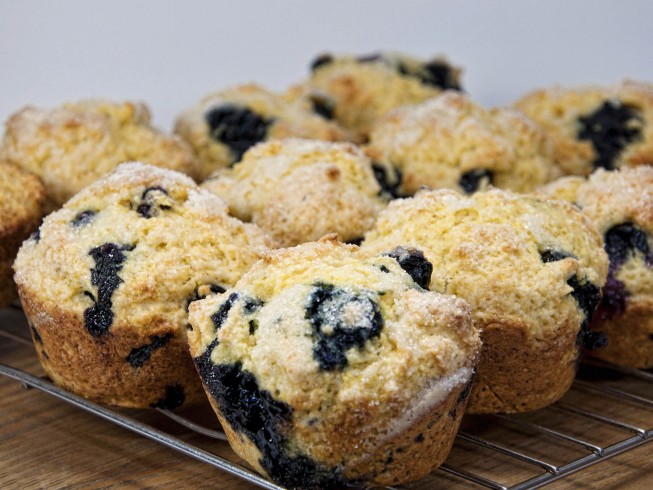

left=306, top=51, right=462, bottom=135
left=174, top=83, right=357, bottom=179
left=540, top=166, right=653, bottom=305
left=0, top=99, right=200, bottom=210
left=188, top=236, right=479, bottom=485
left=14, top=162, right=272, bottom=338
left=366, top=92, right=561, bottom=196
left=0, top=161, right=44, bottom=237
left=201, top=138, right=386, bottom=247
left=362, top=188, right=608, bottom=339
left=514, top=80, right=653, bottom=176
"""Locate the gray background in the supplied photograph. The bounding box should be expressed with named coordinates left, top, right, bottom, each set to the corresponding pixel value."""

left=1, top=0, right=651, bottom=130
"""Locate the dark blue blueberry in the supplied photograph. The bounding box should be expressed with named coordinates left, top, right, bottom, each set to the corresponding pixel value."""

left=248, top=319, right=259, bottom=335
left=210, top=284, right=227, bottom=294
left=126, top=333, right=173, bottom=368
left=205, top=105, right=273, bottom=164
left=150, top=384, right=185, bottom=410
left=385, top=247, right=433, bottom=289
left=578, top=101, right=643, bottom=170
left=356, top=52, right=384, bottom=64
left=310, top=53, right=334, bottom=71
left=309, top=94, right=335, bottom=120
left=30, top=228, right=41, bottom=242
left=243, top=296, right=264, bottom=314
left=31, top=326, right=42, bottom=344
left=71, top=210, right=97, bottom=227
left=371, top=162, right=403, bottom=198
left=211, top=292, right=239, bottom=329
left=191, top=358, right=350, bottom=488
left=567, top=275, right=606, bottom=350
left=600, top=274, right=630, bottom=319
left=345, top=237, right=364, bottom=246
left=419, top=60, right=462, bottom=90
left=83, top=243, right=133, bottom=337
left=459, top=169, right=493, bottom=194
left=135, top=186, right=172, bottom=219
left=604, top=223, right=652, bottom=267
left=305, top=283, right=384, bottom=371
left=540, top=249, right=576, bottom=263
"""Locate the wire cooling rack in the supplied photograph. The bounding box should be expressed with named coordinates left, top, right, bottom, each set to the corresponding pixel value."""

left=1, top=305, right=652, bottom=489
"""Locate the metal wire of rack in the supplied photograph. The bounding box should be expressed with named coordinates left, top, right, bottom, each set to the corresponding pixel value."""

left=1, top=306, right=652, bottom=490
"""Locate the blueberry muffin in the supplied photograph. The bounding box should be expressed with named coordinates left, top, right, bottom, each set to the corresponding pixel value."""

left=188, top=236, right=480, bottom=487
left=540, top=167, right=653, bottom=368
left=201, top=138, right=386, bottom=247
left=0, top=99, right=200, bottom=211
left=366, top=92, right=561, bottom=197
left=174, top=83, right=358, bottom=180
left=361, top=188, right=608, bottom=413
left=514, top=80, right=653, bottom=176
left=0, top=161, right=44, bottom=307
left=304, top=51, right=462, bottom=136
left=13, top=162, right=271, bottom=408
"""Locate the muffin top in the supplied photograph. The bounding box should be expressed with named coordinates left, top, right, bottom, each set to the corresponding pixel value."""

left=201, top=138, right=386, bottom=247
left=174, top=83, right=357, bottom=179
left=188, top=236, right=479, bottom=478
left=306, top=51, right=462, bottom=135
left=0, top=99, right=200, bottom=209
left=514, top=80, right=653, bottom=176
left=540, top=167, right=653, bottom=309
left=0, top=160, right=44, bottom=238
left=362, top=188, right=608, bottom=339
left=13, top=162, right=271, bottom=338
left=366, top=92, right=561, bottom=196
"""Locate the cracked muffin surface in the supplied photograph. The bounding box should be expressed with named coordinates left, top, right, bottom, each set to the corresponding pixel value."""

left=13, top=162, right=272, bottom=408
left=304, top=51, right=463, bottom=136
left=361, top=188, right=608, bottom=413
left=188, top=236, right=480, bottom=488
left=174, top=83, right=358, bottom=180
left=201, top=138, right=387, bottom=247
left=514, top=80, right=653, bottom=176
left=0, top=99, right=200, bottom=210
left=366, top=92, right=561, bottom=197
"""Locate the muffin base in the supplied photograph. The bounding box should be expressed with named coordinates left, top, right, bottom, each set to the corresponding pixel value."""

left=467, top=321, right=579, bottom=414
left=18, top=288, right=205, bottom=408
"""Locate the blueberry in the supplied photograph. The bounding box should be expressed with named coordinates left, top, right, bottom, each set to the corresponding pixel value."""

left=310, top=53, right=334, bottom=71
left=599, top=274, right=630, bottom=319
left=71, top=210, right=96, bottom=227
left=305, top=283, right=384, bottom=371
left=135, top=186, right=172, bottom=219
left=371, top=162, right=403, bottom=198
left=567, top=275, right=606, bottom=350
left=150, top=384, right=185, bottom=410
left=459, top=169, right=493, bottom=194
left=210, top=284, right=227, bottom=294
left=604, top=223, right=652, bottom=267
left=385, top=247, right=433, bottom=289
left=30, top=228, right=41, bottom=242
left=577, top=100, right=643, bottom=170
left=309, top=93, right=335, bottom=120
left=539, top=249, right=576, bottom=263
left=205, top=105, right=273, bottom=163
left=243, top=296, right=264, bottom=314
left=126, top=333, right=173, bottom=368
left=419, top=60, right=462, bottom=90
left=83, top=243, right=133, bottom=337
left=191, top=358, right=349, bottom=488
left=211, top=292, right=239, bottom=330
